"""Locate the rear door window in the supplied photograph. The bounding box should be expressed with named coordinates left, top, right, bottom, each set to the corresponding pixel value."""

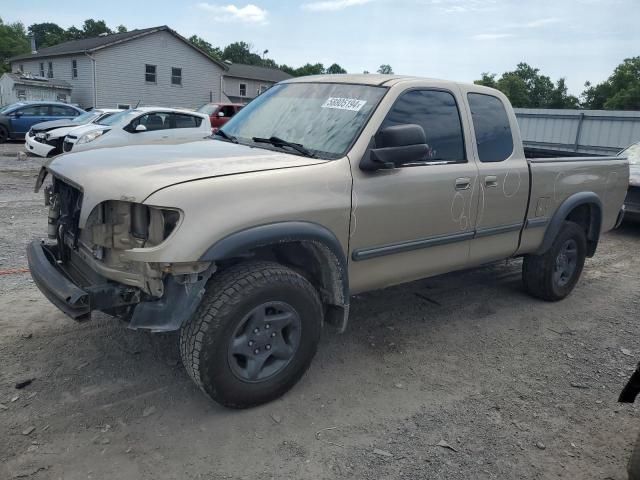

left=379, top=89, right=466, bottom=163
left=168, top=113, right=203, bottom=129
left=50, top=105, right=78, bottom=116
left=467, top=93, right=514, bottom=162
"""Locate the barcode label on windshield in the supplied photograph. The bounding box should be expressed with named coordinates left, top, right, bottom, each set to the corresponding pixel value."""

left=321, top=97, right=367, bottom=111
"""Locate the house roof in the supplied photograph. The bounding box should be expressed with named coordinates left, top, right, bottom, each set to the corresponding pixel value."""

left=9, top=26, right=228, bottom=70
left=225, top=63, right=292, bottom=83
left=4, top=72, right=71, bottom=90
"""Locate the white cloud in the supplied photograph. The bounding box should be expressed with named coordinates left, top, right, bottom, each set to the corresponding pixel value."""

left=196, top=3, right=268, bottom=24
left=302, top=0, right=374, bottom=12
left=521, top=17, right=561, bottom=28
left=471, top=33, right=515, bottom=40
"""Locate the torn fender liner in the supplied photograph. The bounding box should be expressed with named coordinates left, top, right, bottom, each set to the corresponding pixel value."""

left=128, top=268, right=215, bottom=332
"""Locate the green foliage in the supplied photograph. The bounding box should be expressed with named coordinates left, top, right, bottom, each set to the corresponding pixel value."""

left=188, top=35, right=222, bottom=60
left=475, top=63, right=579, bottom=109
left=116, top=25, right=127, bottom=33
left=582, top=57, right=640, bottom=110
left=222, top=41, right=263, bottom=65
left=326, top=63, right=347, bottom=74
left=28, top=22, right=67, bottom=48
left=377, top=64, right=393, bottom=74
left=0, top=18, right=30, bottom=73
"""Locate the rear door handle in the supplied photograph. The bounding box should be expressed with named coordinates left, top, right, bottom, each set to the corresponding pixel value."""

left=484, top=175, right=498, bottom=188
left=455, top=177, right=471, bottom=190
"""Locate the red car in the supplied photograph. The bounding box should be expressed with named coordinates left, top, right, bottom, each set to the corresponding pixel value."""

left=197, top=103, right=244, bottom=132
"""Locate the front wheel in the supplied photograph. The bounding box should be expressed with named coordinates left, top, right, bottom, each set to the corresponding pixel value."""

left=0, top=126, right=8, bottom=144
left=522, top=221, right=587, bottom=301
left=180, top=261, right=322, bottom=408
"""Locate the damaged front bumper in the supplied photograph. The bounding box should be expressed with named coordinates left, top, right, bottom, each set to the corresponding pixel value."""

left=27, top=240, right=213, bottom=332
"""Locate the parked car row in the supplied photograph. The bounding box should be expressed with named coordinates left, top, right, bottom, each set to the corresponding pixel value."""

left=59, top=107, right=211, bottom=153
left=25, top=108, right=122, bottom=157
left=0, top=100, right=213, bottom=156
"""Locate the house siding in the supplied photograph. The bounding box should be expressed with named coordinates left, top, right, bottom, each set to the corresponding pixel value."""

left=223, top=76, right=275, bottom=102
left=92, top=30, right=223, bottom=109
left=11, top=55, right=95, bottom=108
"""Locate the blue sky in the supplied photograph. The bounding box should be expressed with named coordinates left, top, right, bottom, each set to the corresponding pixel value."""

left=4, top=0, right=639, bottom=94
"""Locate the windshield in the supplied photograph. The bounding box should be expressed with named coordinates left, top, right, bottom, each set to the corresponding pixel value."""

left=197, top=104, right=219, bottom=115
left=0, top=103, right=23, bottom=114
left=98, top=109, right=140, bottom=126
left=72, top=111, right=100, bottom=124
left=619, top=142, right=640, bottom=165
left=220, top=83, right=387, bottom=159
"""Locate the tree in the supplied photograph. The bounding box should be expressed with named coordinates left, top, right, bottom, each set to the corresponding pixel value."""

left=582, top=57, right=640, bottom=110
left=188, top=35, right=222, bottom=60
left=222, top=41, right=262, bottom=65
left=377, top=64, right=393, bottom=74
left=28, top=22, right=67, bottom=49
left=548, top=78, right=579, bottom=109
left=116, top=25, right=127, bottom=33
left=0, top=18, right=30, bottom=73
left=474, top=62, right=579, bottom=109
left=326, top=63, right=346, bottom=74
left=474, top=72, right=497, bottom=89
left=81, top=19, right=112, bottom=37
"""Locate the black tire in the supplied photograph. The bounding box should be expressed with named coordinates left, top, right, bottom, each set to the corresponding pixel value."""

left=180, top=261, right=322, bottom=408
left=629, top=431, right=640, bottom=480
left=0, top=126, right=8, bottom=144
left=522, top=221, right=587, bottom=301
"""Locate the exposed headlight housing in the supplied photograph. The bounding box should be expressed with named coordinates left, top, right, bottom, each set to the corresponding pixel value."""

left=77, top=129, right=108, bottom=144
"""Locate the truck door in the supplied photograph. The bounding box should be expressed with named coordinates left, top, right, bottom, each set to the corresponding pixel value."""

left=348, top=88, right=480, bottom=294
left=464, top=90, right=530, bottom=265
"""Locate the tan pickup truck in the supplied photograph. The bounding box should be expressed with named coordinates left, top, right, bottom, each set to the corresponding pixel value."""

left=28, top=75, right=628, bottom=408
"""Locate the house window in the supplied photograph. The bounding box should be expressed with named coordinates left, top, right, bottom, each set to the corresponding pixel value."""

left=258, top=84, right=268, bottom=95
left=239, top=83, right=247, bottom=97
left=19, top=64, right=24, bottom=72
left=145, top=64, right=156, bottom=83
left=117, top=104, right=131, bottom=110
left=171, top=67, right=182, bottom=86
left=16, top=89, right=27, bottom=100
left=39, top=63, right=45, bottom=77
left=72, top=60, right=78, bottom=78
left=56, top=93, right=67, bottom=102
left=47, top=62, right=53, bottom=78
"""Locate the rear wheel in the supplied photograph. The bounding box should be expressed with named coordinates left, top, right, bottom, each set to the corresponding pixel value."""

left=0, top=126, right=8, bottom=143
left=522, top=221, right=587, bottom=301
left=180, top=261, right=322, bottom=408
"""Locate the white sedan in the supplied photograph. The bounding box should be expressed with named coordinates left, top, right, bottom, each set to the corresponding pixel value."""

left=25, top=109, right=122, bottom=157
left=61, top=107, right=212, bottom=154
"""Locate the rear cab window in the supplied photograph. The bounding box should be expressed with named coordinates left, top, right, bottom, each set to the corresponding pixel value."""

left=467, top=93, right=514, bottom=162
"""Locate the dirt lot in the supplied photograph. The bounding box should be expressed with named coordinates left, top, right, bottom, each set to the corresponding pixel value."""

left=1, top=141, right=639, bottom=479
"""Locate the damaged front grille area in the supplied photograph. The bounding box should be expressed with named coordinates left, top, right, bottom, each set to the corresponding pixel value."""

left=46, top=178, right=83, bottom=259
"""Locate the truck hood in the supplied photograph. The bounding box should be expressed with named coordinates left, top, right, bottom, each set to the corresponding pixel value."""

left=45, top=139, right=327, bottom=227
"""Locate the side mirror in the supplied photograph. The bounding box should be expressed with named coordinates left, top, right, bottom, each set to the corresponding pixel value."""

left=217, top=111, right=225, bottom=117
left=135, top=124, right=147, bottom=132
left=12, top=111, right=22, bottom=118
left=360, top=124, right=429, bottom=171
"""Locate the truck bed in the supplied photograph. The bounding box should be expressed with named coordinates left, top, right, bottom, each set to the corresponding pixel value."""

left=516, top=155, right=629, bottom=255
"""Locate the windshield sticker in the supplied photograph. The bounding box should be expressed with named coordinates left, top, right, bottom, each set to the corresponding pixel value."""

left=321, top=97, right=367, bottom=112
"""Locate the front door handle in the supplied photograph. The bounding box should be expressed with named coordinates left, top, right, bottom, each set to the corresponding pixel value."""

left=455, top=177, right=471, bottom=190
left=484, top=175, right=498, bottom=188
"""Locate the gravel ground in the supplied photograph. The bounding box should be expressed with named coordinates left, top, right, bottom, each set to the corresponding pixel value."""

left=1, top=141, right=639, bottom=479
